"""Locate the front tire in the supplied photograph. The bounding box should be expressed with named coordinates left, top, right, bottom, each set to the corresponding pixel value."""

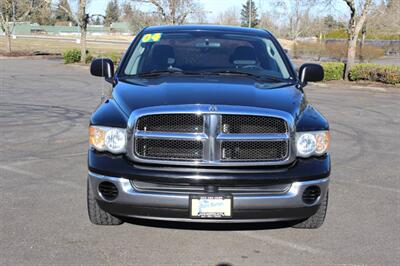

left=292, top=189, right=328, bottom=229
left=87, top=178, right=123, bottom=225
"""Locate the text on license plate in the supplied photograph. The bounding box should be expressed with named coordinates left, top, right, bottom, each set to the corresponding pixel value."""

left=190, top=195, right=232, bottom=218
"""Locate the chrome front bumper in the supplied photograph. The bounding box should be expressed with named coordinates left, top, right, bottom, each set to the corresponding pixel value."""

left=88, top=171, right=329, bottom=223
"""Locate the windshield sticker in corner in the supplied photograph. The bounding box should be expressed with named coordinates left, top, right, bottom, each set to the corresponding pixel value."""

left=142, top=33, right=163, bottom=43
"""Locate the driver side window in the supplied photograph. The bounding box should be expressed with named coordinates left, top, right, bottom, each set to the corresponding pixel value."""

left=263, top=39, right=290, bottom=78
left=124, top=45, right=145, bottom=75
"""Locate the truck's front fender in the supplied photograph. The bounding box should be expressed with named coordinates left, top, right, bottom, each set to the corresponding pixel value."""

left=296, top=105, right=329, bottom=132
left=90, top=99, right=128, bottom=128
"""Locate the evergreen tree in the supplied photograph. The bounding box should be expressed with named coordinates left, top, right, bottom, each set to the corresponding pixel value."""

left=104, top=0, right=120, bottom=27
left=93, top=16, right=102, bottom=25
left=323, top=15, right=336, bottom=30
left=240, top=0, right=259, bottom=28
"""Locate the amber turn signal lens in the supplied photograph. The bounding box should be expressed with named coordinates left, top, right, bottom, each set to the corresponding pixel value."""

left=89, top=126, right=106, bottom=150
left=315, top=131, right=330, bottom=155
left=89, top=126, right=127, bottom=154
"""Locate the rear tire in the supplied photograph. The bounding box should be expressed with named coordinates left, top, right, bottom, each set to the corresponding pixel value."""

left=292, top=189, right=328, bottom=229
left=87, top=178, right=123, bottom=225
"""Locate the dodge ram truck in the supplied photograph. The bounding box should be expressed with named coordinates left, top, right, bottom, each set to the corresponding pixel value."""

left=87, top=25, right=330, bottom=228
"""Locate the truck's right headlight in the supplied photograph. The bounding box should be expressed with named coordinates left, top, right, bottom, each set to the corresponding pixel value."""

left=89, top=126, right=127, bottom=154
left=296, top=131, right=330, bottom=158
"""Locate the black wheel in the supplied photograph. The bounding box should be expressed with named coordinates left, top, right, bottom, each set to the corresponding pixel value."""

left=292, top=190, right=328, bottom=229
left=87, top=178, right=123, bottom=225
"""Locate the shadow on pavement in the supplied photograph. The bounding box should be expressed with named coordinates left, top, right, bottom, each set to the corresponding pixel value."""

left=121, top=217, right=296, bottom=231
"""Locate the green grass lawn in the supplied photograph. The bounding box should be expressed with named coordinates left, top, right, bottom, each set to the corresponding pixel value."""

left=0, top=36, right=129, bottom=55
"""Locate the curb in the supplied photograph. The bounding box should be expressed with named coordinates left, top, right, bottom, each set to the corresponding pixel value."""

left=310, top=82, right=390, bottom=93
left=0, top=55, right=62, bottom=60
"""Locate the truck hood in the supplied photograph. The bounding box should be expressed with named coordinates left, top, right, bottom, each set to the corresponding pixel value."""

left=113, top=76, right=305, bottom=118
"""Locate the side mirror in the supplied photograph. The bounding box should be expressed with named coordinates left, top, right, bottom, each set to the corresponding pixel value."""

left=90, top=58, right=114, bottom=81
left=299, top=63, right=324, bottom=83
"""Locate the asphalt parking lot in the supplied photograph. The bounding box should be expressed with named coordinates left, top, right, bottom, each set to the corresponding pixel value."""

left=1, top=59, right=399, bottom=265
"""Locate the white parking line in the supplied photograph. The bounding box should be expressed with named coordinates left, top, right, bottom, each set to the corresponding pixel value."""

left=235, top=231, right=323, bottom=255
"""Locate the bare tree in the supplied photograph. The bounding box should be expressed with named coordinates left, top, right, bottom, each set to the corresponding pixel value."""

left=132, top=0, right=202, bottom=25
left=122, top=2, right=160, bottom=33
left=29, top=0, right=55, bottom=25
left=104, top=0, right=120, bottom=27
left=272, top=0, right=316, bottom=58
left=366, top=0, right=399, bottom=41
left=258, top=11, right=279, bottom=34
left=256, top=1, right=283, bottom=36
left=0, top=0, right=50, bottom=54
left=59, top=0, right=90, bottom=63
left=342, top=0, right=373, bottom=79
left=275, top=0, right=316, bottom=40
left=216, top=7, right=240, bottom=26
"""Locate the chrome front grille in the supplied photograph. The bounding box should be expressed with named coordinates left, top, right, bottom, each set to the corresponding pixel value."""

left=136, top=114, right=203, bottom=133
left=135, top=138, right=203, bottom=160
left=131, top=180, right=291, bottom=195
left=221, top=115, right=287, bottom=134
left=128, top=105, right=294, bottom=166
left=221, top=140, right=289, bottom=161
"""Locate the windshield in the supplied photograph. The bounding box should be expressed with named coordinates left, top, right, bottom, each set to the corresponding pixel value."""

left=122, top=31, right=291, bottom=80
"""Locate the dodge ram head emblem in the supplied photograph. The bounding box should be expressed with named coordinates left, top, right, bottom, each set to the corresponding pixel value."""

left=209, top=105, right=217, bottom=112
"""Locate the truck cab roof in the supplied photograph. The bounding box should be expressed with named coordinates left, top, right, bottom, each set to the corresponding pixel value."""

left=143, top=24, right=272, bottom=36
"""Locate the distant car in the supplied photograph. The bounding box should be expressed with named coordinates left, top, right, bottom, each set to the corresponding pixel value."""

left=87, top=25, right=330, bottom=228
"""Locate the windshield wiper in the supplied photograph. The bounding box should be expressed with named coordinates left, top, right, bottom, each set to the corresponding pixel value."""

left=135, top=69, right=290, bottom=83
left=137, top=67, right=184, bottom=77
left=206, top=70, right=289, bottom=83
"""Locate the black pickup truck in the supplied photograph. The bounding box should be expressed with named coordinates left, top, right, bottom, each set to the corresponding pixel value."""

left=87, top=25, right=330, bottom=228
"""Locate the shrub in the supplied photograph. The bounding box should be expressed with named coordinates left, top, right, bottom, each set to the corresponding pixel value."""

left=325, top=29, right=400, bottom=40
left=349, top=64, right=400, bottom=85
left=63, top=49, right=96, bottom=64
left=85, top=53, right=94, bottom=64
left=321, top=62, right=345, bottom=81
left=63, top=48, right=81, bottom=64
left=292, top=41, right=348, bottom=61
left=365, top=32, right=400, bottom=41
left=323, top=42, right=348, bottom=61
left=325, top=29, right=348, bottom=39
left=357, top=45, right=385, bottom=62
left=103, top=53, right=122, bottom=65
left=292, top=41, right=323, bottom=59
left=91, top=53, right=122, bottom=66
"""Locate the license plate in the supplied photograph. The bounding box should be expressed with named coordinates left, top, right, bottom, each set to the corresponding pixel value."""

left=190, top=195, right=232, bottom=218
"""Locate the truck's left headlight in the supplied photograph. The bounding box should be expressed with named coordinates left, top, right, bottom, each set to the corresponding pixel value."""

left=89, top=126, right=127, bottom=154
left=296, top=131, right=330, bottom=158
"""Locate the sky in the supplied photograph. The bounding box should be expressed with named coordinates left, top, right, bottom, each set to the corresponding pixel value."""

left=82, top=0, right=348, bottom=22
